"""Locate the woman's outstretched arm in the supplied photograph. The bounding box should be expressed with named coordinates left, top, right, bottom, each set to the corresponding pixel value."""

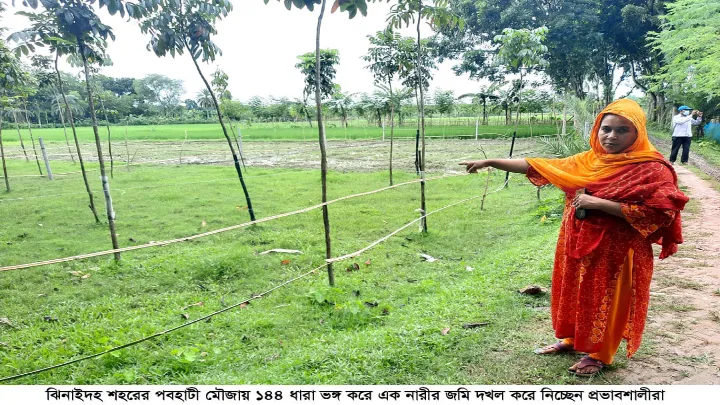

left=459, top=159, right=530, bottom=174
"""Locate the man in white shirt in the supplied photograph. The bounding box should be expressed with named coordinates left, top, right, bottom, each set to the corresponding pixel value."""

left=669, top=105, right=703, bottom=164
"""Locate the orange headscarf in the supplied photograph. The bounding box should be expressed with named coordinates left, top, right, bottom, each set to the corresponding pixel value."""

left=526, top=98, right=667, bottom=192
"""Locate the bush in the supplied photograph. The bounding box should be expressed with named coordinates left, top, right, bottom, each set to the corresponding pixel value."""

left=537, top=132, right=590, bottom=158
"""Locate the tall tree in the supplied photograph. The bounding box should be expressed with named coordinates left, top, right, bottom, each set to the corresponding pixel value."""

left=363, top=29, right=407, bottom=185
left=493, top=26, right=548, bottom=125
left=326, top=90, right=353, bottom=128
left=458, top=83, right=500, bottom=137
left=387, top=0, right=461, bottom=233
left=136, top=0, right=256, bottom=221
left=133, top=73, right=184, bottom=116
left=296, top=44, right=340, bottom=285
left=265, top=0, right=380, bottom=286
left=441, top=0, right=655, bottom=106
left=433, top=88, right=455, bottom=120
left=0, top=20, right=27, bottom=192
left=195, top=88, right=213, bottom=109
left=13, top=0, right=129, bottom=256
left=295, top=49, right=340, bottom=103
left=649, top=0, right=720, bottom=104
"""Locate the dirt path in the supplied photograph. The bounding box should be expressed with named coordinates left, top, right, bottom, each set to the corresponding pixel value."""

left=616, top=165, right=720, bottom=384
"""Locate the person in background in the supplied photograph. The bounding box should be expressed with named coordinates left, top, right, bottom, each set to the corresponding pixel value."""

left=670, top=106, right=703, bottom=164
left=459, top=99, right=688, bottom=377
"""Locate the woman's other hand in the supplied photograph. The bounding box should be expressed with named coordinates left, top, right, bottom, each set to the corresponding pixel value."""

left=572, top=193, right=602, bottom=209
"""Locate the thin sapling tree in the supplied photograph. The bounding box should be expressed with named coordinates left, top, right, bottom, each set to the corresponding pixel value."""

left=135, top=0, right=257, bottom=221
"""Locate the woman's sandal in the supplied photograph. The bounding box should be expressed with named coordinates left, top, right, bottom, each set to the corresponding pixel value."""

left=569, top=356, right=605, bottom=377
left=533, top=341, right=576, bottom=355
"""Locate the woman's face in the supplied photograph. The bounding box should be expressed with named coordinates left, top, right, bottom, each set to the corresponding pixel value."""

left=598, top=114, right=638, bottom=154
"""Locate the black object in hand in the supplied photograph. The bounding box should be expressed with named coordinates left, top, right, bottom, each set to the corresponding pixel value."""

left=574, top=188, right=589, bottom=220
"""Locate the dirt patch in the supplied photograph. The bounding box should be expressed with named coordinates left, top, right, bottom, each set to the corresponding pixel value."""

left=615, top=164, right=720, bottom=384
left=34, top=138, right=541, bottom=175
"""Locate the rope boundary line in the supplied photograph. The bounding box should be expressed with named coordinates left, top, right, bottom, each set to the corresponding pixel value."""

left=0, top=173, right=469, bottom=272
left=0, top=184, right=497, bottom=383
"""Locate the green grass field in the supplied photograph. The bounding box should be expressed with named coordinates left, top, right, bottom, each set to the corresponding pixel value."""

left=0, top=154, right=632, bottom=385
left=0, top=122, right=558, bottom=144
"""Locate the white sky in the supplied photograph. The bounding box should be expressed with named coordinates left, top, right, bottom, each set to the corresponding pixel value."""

left=4, top=1, right=636, bottom=102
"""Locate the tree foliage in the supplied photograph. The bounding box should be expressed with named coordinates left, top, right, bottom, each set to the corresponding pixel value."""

left=264, top=0, right=380, bottom=18
left=650, top=0, right=720, bottom=101
left=133, top=73, right=184, bottom=115
left=441, top=0, right=669, bottom=103
left=295, top=49, right=340, bottom=101
left=494, top=26, right=548, bottom=73
left=137, top=0, right=230, bottom=62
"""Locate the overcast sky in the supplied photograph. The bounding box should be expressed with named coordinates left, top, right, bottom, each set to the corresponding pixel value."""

left=4, top=1, right=636, bottom=102
left=5, top=1, right=491, bottom=102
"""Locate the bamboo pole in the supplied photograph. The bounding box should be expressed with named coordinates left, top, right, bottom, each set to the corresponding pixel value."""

left=0, top=113, right=9, bottom=192
left=23, top=105, right=43, bottom=175
left=38, top=137, right=53, bottom=180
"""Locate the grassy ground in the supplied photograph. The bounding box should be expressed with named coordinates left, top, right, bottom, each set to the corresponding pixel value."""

left=0, top=122, right=558, bottom=144
left=0, top=151, right=632, bottom=385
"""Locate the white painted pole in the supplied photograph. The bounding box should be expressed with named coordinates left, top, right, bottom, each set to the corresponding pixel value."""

left=39, top=137, right=53, bottom=180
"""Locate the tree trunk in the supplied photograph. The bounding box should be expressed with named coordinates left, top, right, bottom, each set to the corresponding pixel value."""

left=0, top=112, right=9, bottom=192
left=23, top=104, right=43, bottom=176
left=657, top=93, right=669, bottom=126
left=647, top=91, right=657, bottom=122
left=303, top=97, right=314, bottom=128
left=97, top=94, right=114, bottom=178
left=482, top=99, right=488, bottom=125
left=55, top=95, right=75, bottom=163
left=416, top=5, right=427, bottom=233
left=185, top=43, right=255, bottom=221
left=515, top=72, right=523, bottom=127
left=12, top=111, right=29, bottom=161
left=315, top=0, right=334, bottom=286
left=561, top=101, right=567, bottom=136
left=388, top=80, right=394, bottom=186
left=79, top=39, right=120, bottom=257
left=56, top=52, right=99, bottom=223
left=35, top=104, right=43, bottom=128
left=228, top=121, right=247, bottom=172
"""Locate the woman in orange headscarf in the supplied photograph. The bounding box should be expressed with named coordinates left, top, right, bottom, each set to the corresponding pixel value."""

left=460, top=99, right=688, bottom=376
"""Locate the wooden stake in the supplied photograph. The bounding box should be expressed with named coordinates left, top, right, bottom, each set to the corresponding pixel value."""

left=55, top=52, right=100, bottom=223
left=12, top=111, right=29, bottom=161
left=38, top=137, right=53, bottom=180
left=179, top=129, right=188, bottom=164
left=23, top=106, right=43, bottom=176
left=0, top=113, right=9, bottom=192
left=56, top=96, right=75, bottom=163
left=504, top=131, right=517, bottom=188
left=124, top=121, right=130, bottom=171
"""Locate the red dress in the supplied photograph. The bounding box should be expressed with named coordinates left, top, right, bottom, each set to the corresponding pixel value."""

left=527, top=161, right=688, bottom=356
